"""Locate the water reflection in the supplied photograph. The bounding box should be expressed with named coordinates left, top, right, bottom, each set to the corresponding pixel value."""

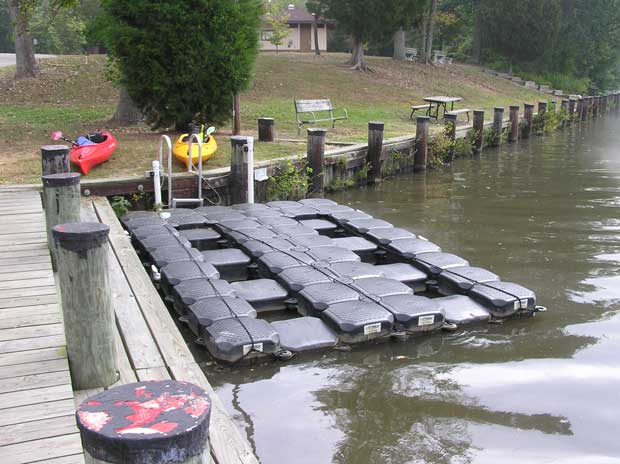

left=201, top=115, right=620, bottom=463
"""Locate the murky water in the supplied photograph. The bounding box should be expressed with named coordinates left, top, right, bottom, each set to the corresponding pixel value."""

left=202, top=115, right=620, bottom=463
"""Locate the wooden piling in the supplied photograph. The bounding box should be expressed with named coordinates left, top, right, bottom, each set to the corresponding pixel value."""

left=492, top=107, right=504, bottom=146
left=41, top=145, right=70, bottom=176
left=307, top=128, right=327, bottom=196
left=367, top=121, right=385, bottom=183
left=560, top=100, right=569, bottom=127
left=53, top=222, right=117, bottom=389
left=230, top=136, right=251, bottom=204
left=414, top=116, right=430, bottom=172
left=593, top=96, right=599, bottom=117
left=583, top=97, right=591, bottom=120
left=258, top=118, right=275, bottom=142
left=523, top=104, right=534, bottom=139
left=473, top=110, right=485, bottom=153
left=42, top=172, right=81, bottom=271
left=508, top=105, right=520, bottom=142
left=576, top=98, right=584, bottom=122
left=77, top=380, right=211, bottom=464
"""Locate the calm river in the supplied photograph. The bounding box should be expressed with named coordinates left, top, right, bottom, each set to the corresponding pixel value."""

left=203, top=114, right=620, bottom=463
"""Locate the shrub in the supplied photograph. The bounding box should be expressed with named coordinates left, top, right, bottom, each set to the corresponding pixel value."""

left=101, top=0, right=262, bottom=130
left=267, top=160, right=312, bottom=201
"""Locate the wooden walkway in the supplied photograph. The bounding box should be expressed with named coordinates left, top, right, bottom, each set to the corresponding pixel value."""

left=0, top=187, right=258, bottom=464
left=0, top=187, right=84, bottom=464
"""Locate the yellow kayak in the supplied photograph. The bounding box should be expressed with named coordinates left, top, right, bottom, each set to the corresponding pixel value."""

left=172, top=133, right=218, bottom=169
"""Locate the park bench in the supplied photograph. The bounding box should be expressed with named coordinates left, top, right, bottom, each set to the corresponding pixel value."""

left=446, top=108, right=472, bottom=123
left=410, top=103, right=436, bottom=119
left=404, top=48, right=418, bottom=61
left=294, top=99, right=349, bottom=132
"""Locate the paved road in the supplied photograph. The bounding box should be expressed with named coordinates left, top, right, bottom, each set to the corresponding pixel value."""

left=0, top=53, right=56, bottom=68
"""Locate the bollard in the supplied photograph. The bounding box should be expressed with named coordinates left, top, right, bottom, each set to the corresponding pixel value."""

left=414, top=116, right=430, bottom=172
left=230, top=136, right=251, bottom=205
left=53, top=222, right=117, bottom=389
left=508, top=106, right=520, bottom=142
left=473, top=110, right=485, bottom=152
left=523, top=104, right=534, bottom=139
left=492, top=107, right=504, bottom=146
left=367, top=121, right=385, bottom=183
left=568, top=99, right=576, bottom=123
left=307, top=128, right=327, bottom=196
left=257, top=118, right=275, bottom=142
left=42, top=173, right=81, bottom=271
left=41, top=145, right=70, bottom=176
left=76, top=380, right=211, bottom=464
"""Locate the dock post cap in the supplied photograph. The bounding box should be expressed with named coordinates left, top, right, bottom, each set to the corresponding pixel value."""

left=415, top=115, right=431, bottom=122
left=41, top=144, right=69, bottom=153
left=509, top=105, right=521, bottom=110
left=473, top=109, right=485, bottom=115
left=368, top=121, right=385, bottom=130
left=42, top=172, right=81, bottom=187
left=494, top=107, right=505, bottom=112
left=444, top=113, right=458, bottom=120
left=230, top=135, right=252, bottom=145
left=524, top=103, right=535, bottom=108
left=53, top=222, right=109, bottom=252
left=77, top=380, right=211, bottom=464
left=257, top=117, right=275, bottom=122
left=307, top=128, right=328, bottom=135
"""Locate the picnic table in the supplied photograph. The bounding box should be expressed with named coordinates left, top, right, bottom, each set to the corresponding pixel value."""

left=423, top=96, right=462, bottom=120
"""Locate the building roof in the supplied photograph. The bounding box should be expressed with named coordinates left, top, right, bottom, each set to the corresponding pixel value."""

left=286, top=7, right=318, bottom=24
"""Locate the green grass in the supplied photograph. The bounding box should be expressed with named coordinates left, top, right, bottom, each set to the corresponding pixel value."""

left=0, top=53, right=551, bottom=184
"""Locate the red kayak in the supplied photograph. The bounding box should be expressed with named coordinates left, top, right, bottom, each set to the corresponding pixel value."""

left=70, top=131, right=118, bottom=175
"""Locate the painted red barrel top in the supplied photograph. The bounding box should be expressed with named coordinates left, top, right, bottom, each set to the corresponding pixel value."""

left=76, top=380, right=211, bottom=463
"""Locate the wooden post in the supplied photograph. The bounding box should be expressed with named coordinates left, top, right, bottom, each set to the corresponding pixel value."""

left=523, top=104, right=534, bottom=138
left=593, top=96, right=599, bottom=117
left=257, top=118, right=275, bottom=142
left=492, top=107, right=504, bottom=146
left=577, top=98, right=584, bottom=122
left=42, top=173, right=81, bottom=271
left=568, top=99, right=576, bottom=123
left=537, top=101, right=548, bottom=132
left=230, top=136, right=250, bottom=205
left=307, top=128, right=327, bottom=196
left=584, top=97, right=591, bottom=119
left=602, top=95, right=608, bottom=114
left=53, top=222, right=117, bottom=389
left=232, top=94, right=241, bottom=136
left=414, top=116, right=429, bottom=172
left=473, top=110, right=485, bottom=152
left=444, top=113, right=457, bottom=160
left=367, top=121, right=385, bottom=183
left=77, top=381, right=211, bottom=464
left=508, top=105, right=519, bottom=142
left=41, top=145, right=70, bottom=176
left=560, top=100, right=569, bottom=127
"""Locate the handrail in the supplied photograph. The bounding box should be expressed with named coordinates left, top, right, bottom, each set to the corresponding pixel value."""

left=159, top=135, right=173, bottom=207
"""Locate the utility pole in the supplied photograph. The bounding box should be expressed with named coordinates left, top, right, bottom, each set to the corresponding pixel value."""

left=232, top=0, right=241, bottom=135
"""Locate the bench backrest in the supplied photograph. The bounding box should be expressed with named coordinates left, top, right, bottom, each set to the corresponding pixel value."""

left=404, top=48, right=417, bottom=54
left=295, top=99, right=333, bottom=113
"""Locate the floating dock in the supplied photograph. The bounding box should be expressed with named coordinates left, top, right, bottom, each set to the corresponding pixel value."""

left=121, top=198, right=545, bottom=365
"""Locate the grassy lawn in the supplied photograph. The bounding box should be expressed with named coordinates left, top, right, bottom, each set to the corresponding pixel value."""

left=0, top=53, right=548, bottom=184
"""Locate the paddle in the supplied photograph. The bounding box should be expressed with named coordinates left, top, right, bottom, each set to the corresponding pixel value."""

left=51, top=130, right=78, bottom=146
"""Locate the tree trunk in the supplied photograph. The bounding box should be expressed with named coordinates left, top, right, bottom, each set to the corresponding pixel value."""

left=111, top=85, right=142, bottom=125
left=393, top=28, right=406, bottom=61
left=426, top=0, right=438, bottom=64
left=347, top=36, right=369, bottom=71
left=313, top=17, right=321, bottom=56
left=472, top=0, right=482, bottom=64
left=8, top=0, right=39, bottom=79
left=420, top=12, right=428, bottom=63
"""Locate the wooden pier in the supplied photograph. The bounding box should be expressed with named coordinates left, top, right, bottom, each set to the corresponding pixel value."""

left=0, top=186, right=257, bottom=464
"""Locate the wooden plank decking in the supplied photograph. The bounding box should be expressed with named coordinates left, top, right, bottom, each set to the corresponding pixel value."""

left=0, top=187, right=258, bottom=464
left=0, top=187, right=84, bottom=464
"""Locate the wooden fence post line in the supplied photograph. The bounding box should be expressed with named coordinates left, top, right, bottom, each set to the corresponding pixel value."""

left=473, top=110, right=485, bottom=152
left=53, top=222, right=117, bottom=389
left=41, top=145, right=70, bottom=176
left=492, top=107, right=504, bottom=146
left=367, top=121, right=385, bottom=183
left=568, top=99, right=576, bottom=123
left=508, top=106, right=520, bottom=142
left=414, top=116, right=430, bottom=172
left=307, top=128, right=327, bottom=196
left=42, top=173, right=81, bottom=271
left=258, top=118, right=275, bottom=142
left=77, top=381, right=211, bottom=464
left=230, top=136, right=250, bottom=205
left=523, top=104, right=534, bottom=139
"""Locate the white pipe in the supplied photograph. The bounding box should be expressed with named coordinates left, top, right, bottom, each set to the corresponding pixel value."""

left=152, top=160, right=162, bottom=211
left=245, top=136, right=254, bottom=204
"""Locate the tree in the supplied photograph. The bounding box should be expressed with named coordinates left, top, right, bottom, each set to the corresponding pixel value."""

left=306, top=0, right=326, bottom=56
left=6, top=0, right=76, bottom=78
left=265, top=0, right=289, bottom=54
left=101, top=0, right=262, bottom=130
left=315, top=0, right=416, bottom=70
